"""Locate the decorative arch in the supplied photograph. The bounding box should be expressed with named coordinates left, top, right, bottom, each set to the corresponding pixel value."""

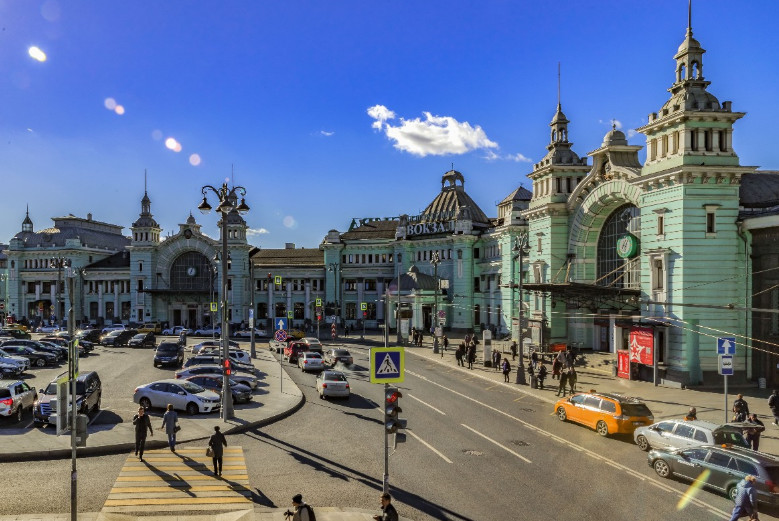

left=154, top=234, right=219, bottom=289
left=170, top=251, right=213, bottom=291
left=567, top=178, right=643, bottom=283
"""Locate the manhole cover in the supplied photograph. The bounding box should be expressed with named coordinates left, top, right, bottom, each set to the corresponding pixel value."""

left=518, top=408, right=535, bottom=412
left=462, top=450, right=484, bottom=456
left=510, top=440, right=530, bottom=447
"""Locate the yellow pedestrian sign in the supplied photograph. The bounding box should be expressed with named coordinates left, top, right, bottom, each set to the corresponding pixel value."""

left=210, top=302, right=218, bottom=312
left=370, top=347, right=404, bottom=384
left=360, top=302, right=367, bottom=311
left=274, top=276, right=282, bottom=286
left=316, top=298, right=322, bottom=307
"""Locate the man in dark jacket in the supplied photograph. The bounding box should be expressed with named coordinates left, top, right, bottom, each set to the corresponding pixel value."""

left=745, top=414, right=765, bottom=451
left=733, top=394, right=750, bottom=422
left=373, top=492, right=399, bottom=521
left=769, top=389, right=779, bottom=426
left=132, top=406, right=153, bottom=461
left=209, top=425, right=228, bottom=476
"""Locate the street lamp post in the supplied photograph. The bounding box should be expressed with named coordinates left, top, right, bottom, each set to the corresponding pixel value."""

left=0, top=274, right=8, bottom=327
left=198, top=181, right=250, bottom=421
left=513, top=234, right=529, bottom=384
left=431, top=252, right=440, bottom=354
left=327, top=263, right=340, bottom=331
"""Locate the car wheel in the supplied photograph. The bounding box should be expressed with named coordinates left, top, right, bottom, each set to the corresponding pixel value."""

left=653, top=459, right=671, bottom=478
left=557, top=407, right=567, bottom=422
left=16, top=405, right=23, bottom=423
left=321, top=393, right=326, bottom=400
left=596, top=420, right=609, bottom=437
left=636, top=435, right=650, bottom=451
left=727, top=484, right=739, bottom=501
left=36, top=358, right=46, bottom=367
left=186, top=402, right=198, bottom=416
left=139, top=398, right=152, bottom=410
left=153, top=363, right=158, bottom=368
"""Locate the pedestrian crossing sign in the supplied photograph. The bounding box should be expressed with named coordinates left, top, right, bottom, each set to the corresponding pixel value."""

left=370, top=347, right=404, bottom=384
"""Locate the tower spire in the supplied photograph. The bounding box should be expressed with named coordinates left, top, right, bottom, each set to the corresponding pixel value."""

left=688, top=0, right=692, bottom=35
left=144, top=169, right=147, bottom=194
left=557, top=62, right=561, bottom=110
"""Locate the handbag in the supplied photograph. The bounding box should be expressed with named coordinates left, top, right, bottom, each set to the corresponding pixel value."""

left=206, top=447, right=214, bottom=457
left=174, top=425, right=181, bottom=433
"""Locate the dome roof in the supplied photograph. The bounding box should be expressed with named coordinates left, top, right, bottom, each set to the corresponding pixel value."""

left=223, top=210, right=246, bottom=225
left=602, top=128, right=628, bottom=147
left=661, top=86, right=721, bottom=113
left=421, top=170, right=490, bottom=225
left=132, top=215, right=159, bottom=228
left=186, top=212, right=197, bottom=225
left=550, top=105, right=569, bottom=125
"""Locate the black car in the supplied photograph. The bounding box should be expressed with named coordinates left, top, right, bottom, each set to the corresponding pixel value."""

left=0, top=345, right=57, bottom=367
left=129, top=332, right=156, bottom=349
left=75, top=329, right=102, bottom=344
left=649, top=445, right=779, bottom=505
left=153, top=342, right=185, bottom=368
left=101, top=329, right=138, bottom=347
left=31, top=341, right=68, bottom=362
left=185, top=375, right=253, bottom=404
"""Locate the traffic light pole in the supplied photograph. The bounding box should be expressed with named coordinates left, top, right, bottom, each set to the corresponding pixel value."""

left=383, top=382, right=389, bottom=494
left=66, top=271, right=77, bottom=521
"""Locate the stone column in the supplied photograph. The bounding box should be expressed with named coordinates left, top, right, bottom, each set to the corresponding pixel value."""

left=304, top=281, right=311, bottom=320
left=98, top=283, right=104, bottom=320
left=114, top=282, right=119, bottom=321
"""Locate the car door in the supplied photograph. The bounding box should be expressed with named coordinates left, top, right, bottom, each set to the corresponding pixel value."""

left=581, top=396, right=603, bottom=428
left=166, top=383, right=187, bottom=410
left=705, top=450, right=740, bottom=492
left=647, top=421, right=677, bottom=449
left=146, top=382, right=167, bottom=408
left=670, top=423, right=696, bottom=449
left=673, top=448, right=709, bottom=481
left=18, top=382, right=34, bottom=408
left=565, top=394, right=586, bottom=423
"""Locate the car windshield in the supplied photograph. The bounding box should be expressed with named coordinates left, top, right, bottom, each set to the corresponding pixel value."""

left=44, top=383, right=58, bottom=394
left=620, top=403, right=652, bottom=417
left=180, top=381, right=205, bottom=394
left=132, top=334, right=145, bottom=340
left=713, top=430, right=750, bottom=448
left=324, top=372, right=347, bottom=381
left=334, top=350, right=350, bottom=356
left=157, top=344, right=178, bottom=352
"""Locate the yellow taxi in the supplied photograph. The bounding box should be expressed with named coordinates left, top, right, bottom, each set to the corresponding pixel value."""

left=6, top=323, right=28, bottom=333
left=288, top=328, right=306, bottom=339
left=554, top=391, right=654, bottom=437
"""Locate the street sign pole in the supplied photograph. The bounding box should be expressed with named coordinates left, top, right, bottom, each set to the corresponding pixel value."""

left=717, top=338, right=736, bottom=424
left=724, top=373, right=728, bottom=424
left=383, top=381, right=389, bottom=494
left=66, top=269, right=77, bottom=521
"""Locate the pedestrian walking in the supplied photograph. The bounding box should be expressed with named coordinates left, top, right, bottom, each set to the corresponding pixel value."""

left=568, top=366, right=577, bottom=393
left=344, top=325, right=349, bottom=337
left=684, top=407, right=697, bottom=421
left=733, top=394, right=750, bottom=422
left=502, top=358, right=511, bottom=383
left=745, top=414, right=765, bottom=451
left=467, top=344, right=476, bottom=370
left=208, top=425, right=228, bottom=476
left=132, top=406, right=153, bottom=461
left=531, top=351, right=539, bottom=371
left=161, top=403, right=179, bottom=452
left=373, top=492, right=399, bottom=521
left=769, top=390, right=779, bottom=426
left=442, top=335, right=449, bottom=352
left=287, top=493, right=315, bottom=521
left=510, top=341, right=518, bottom=361
left=537, top=362, right=548, bottom=390
left=729, top=475, right=757, bottom=521
left=552, top=357, right=562, bottom=380
left=565, top=349, right=574, bottom=369
left=556, top=369, right=569, bottom=397
left=418, top=330, right=423, bottom=346
left=493, top=349, right=501, bottom=371
left=455, top=343, right=464, bottom=366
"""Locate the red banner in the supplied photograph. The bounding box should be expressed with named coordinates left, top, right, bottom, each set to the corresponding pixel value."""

left=629, top=326, right=654, bottom=365
left=617, top=350, right=630, bottom=379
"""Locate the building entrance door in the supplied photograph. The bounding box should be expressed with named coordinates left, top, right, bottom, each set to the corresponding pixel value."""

left=422, top=305, right=432, bottom=331
left=173, top=309, right=182, bottom=327
left=188, top=308, right=198, bottom=329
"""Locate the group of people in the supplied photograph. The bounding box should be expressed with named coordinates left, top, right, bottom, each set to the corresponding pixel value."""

left=454, top=336, right=477, bottom=369
left=410, top=327, right=424, bottom=346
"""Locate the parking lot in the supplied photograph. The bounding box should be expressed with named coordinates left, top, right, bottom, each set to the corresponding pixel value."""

left=0, top=334, right=266, bottom=430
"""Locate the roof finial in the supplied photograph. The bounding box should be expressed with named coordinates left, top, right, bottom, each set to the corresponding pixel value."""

left=687, top=0, right=692, bottom=35
left=451, top=162, right=454, bottom=171
left=612, top=120, right=617, bottom=131
left=26, top=203, right=29, bottom=217
left=557, top=62, right=561, bottom=110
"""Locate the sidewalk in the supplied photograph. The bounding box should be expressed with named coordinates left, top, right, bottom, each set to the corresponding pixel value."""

left=0, top=349, right=303, bottom=462
left=0, top=508, right=414, bottom=520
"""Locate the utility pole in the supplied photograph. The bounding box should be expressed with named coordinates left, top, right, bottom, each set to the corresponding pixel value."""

left=514, top=234, right=529, bottom=384
left=431, top=252, right=440, bottom=354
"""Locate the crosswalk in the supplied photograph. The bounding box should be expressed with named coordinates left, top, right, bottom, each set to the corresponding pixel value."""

left=102, top=446, right=253, bottom=514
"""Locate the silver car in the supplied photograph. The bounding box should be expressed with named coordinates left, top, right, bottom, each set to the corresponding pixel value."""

left=0, top=379, right=37, bottom=422
left=174, top=365, right=258, bottom=389
left=634, top=419, right=750, bottom=452
left=133, top=378, right=220, bottom=415
left=316, top=370, right=350, bottom=399
left=299, top=352, right=324, bottom=373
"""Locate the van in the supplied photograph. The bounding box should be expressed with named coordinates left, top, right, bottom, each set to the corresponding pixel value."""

left=138, top=322, right=162, bottom=334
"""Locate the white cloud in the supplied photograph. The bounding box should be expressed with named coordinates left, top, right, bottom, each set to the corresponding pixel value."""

left=246, top=227, right=269, bottom=236
left=320, top=130, right=335, bottom=137
left=506, top=152, right=532, bottom=163
left=367, top=104, right=498, bottom=157
left=627, top=129, right=639, bottom=138
left=484, top=150, right=532, bottom=163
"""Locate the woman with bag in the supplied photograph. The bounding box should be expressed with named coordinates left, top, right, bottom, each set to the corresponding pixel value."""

left=501, top=358, right=511, bottom=383
left=208, top=425, right=228, bottom=476
left=161, top=403, right=179, bottom=452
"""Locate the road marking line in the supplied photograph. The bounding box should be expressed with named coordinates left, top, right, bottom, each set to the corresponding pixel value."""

left=461, top=424, right=531, bottom=463
left=104, top=497, right=251, bottom=506
left=111, top=485, right=250, bottom=493
left=406, top=369, right=730, bottom=518
left=406, top=430, right=452, bottom=464
left=407, top=394, right=446, bottom=415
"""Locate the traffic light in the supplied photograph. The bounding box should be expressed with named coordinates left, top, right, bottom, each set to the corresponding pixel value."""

left=384, top=387, right=406, bottom=434
left=223, top=359, right=231, bottom=376
left=363, top=311, right=367, bottom=318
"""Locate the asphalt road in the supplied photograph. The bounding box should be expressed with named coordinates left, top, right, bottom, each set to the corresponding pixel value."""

left=1, top=337, right=777, bottom=520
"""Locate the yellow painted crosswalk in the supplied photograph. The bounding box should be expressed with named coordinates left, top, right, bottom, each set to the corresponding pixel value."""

left=102, top=446, right=253, bottom=514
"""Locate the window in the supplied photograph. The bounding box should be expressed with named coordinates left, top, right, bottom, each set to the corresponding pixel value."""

left=704, top=129, right=712, bottom=151
left=570, top=395, right=585, bottom=406
left=674, top=424, right=694, bottom=439
left=121, top=301, right=130, bottom=320
left=473, top=304, right=480, bottom=325
left=657, top=215, right=664, bottom=235
left=596, top=204, right=640, bottom=289
left=258, top=303, right=267, bottom=319
left=537, top=237, right=542, bottom=253
left=600, top=400, right=616, bottom=413
left=707, top=452, right=733, bottom=469
left=719, top=131, right=726, bottom=152
left=27, top=282, right=35, bottom=293
left=344, top=279, right=357, bottom=291
left=583, top=396, right=601, bottom=409
left=474, top=248, right=480, bottom=259
left=736, top=459, right=759, bottom=476
left=693, top=429, right=708, bottom=443
left=345, top=302, right=356, bottom=320
left=365, top=279, right=376, bottom=291
left=137, top=280, right=144, bottom=292
left=683, top=449, right=709, bottom=462
left=473, top=277, right=480, bottom=292
left=656, top=421, right=675, bottom=433
left=139, top=261, right=143, bottom=272
left=342, top=255, right=347, bottom=263
left=294, top=302, right=304, bottom=320
left=227, top=278, right=232, bottom=291
left=652, top=258, right=664, bottom=291
left=274, top=302, right=286, bottom=318
left=368, top=254, right=373, bottom=263
left=706, top=212, right=716, bottom=234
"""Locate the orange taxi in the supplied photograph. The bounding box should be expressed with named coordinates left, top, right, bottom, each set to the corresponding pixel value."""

left=554, top=391, right=654, bottom=437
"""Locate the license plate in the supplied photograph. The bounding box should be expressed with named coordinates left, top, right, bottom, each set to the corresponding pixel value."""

left=633, top=421, right=643, bottom=426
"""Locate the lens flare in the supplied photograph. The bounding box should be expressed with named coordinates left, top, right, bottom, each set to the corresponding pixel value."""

left=28, top=46, right=47, bottom=62
left=283, top=216, right=296, bottom=228
left=165, top=137, right=182, bottom=152
left=677, top=468, right=710, bottom=510
left=104, top=98, right=117, bottom=110
left=114, top=105, right=125, bottom=115
left=189, top=154, right=201, bottom=166
left=151, top=129, right=163, bottom=141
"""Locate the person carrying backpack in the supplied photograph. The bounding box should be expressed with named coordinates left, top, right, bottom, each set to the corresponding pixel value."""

left=769, top=390, right=779, bottom=426
left=286, top=494, right=316, bottom=521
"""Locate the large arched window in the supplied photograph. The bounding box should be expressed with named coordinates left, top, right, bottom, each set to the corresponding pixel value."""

left=596, top=204, right=640, bottom=289
left=170, top=251, right=214, bottom=291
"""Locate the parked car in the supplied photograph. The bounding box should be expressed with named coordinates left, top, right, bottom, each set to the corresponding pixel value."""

left=133, top=379, right=220, bottom=415
left=75, top=329, right=103, bottom=344
left=298, top=352, right=324, bottom=373
left=101, top=324, right=126, bottom=334
left=129, top=332, right=157, bottom=349
left=635, top=419, right=750, bottom=452
left=0, top=328, right=32, bottom=340
left=137, top=322, right=162, bottom=334
left=2, top=339, right=67, bottom=361
left=0, top=379, right=37, bottom=422
left=175, top=365, right=259, bottom=389
left=0, top=348, right=30, bottom=371
left=101, top=329, right=138, bottom=347
left=0, top=345, right=57, bottom=367
left=185, top=375, right=253, bottom=404
left=193, top=326, right=221, bottom=337
left=287, top=328, right=306, bottom=340
left=36, top=325, right=61, bottom=334
left=233, top=328, right=268, bottom=338
left=162, top=326, right=191, bottom=336
left=153, top=342, right=185, bottom=367
left=0, top=361, right=23, bottom=379
left=324, top=348, right=354, bottom=366
left=33, top=371, right=102, bottom=425
left=316, top=370, right=350, bottom=399
left=198, top=348, right=255, bottom=372
left=191, top=339, right=240, bottom=354
left=554, top=391, right=654, bottom=437
left=284, top=341, right=308, bottom=363
left=649, top=445, right=779, bottom=504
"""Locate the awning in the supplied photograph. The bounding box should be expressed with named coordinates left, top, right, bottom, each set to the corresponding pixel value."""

left=522, top=282, right=640, bottom=312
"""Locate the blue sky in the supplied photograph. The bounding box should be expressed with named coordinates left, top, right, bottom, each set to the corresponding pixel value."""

left=2, top=1, right=778, bottom=249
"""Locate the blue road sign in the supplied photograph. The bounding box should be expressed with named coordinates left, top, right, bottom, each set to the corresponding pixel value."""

left=370, top=347, right=405, bottom=383
left=719, top=355, right=734, bottom=376
left=717, top=337, right=736, bottom=355
left=275, top=317, right=288, bottom=331
left=274, top=329, right=288, bottom=342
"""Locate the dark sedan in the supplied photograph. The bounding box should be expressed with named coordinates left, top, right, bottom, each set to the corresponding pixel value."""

left=101, top=329, right=138, bottom=347
left=185, top=375, right=253, bottom=404
left=0, top=345, right=57, bottom=367
left=153, top=342, right=184, bottom=368
left=129, top=332, right=156, bottom=349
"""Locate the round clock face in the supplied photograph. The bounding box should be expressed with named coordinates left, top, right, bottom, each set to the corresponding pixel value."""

left=184, top=229, right=193, bottom=239
left=186, top=267, right=197, bottom=277
left=616, top=234, right=638, bottom=259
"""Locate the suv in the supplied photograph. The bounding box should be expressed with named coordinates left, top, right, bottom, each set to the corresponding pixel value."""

left=284, top=341, right=308, bottom=363
left=554, top=391, right=654, bottom=437
left=635, top=419, right=749, bottom=452
left=153, top=342, right=185, bottom=368
left=33, top=371, right=102, bottom=425
left=0, top=380, right=37, bottom=422
left=649, top=445, right=779, bottom=505
left=75, top=329, right=103, bottom=344
left=129, top=332, right=157, bottom=349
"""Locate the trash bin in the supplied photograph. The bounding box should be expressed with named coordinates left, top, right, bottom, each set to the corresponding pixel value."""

left=530, top=375, right=538, bottom=389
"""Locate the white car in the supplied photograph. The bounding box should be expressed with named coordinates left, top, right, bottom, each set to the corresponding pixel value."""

left=192, top=339, right=240, bottom=354
left=193, top=326, right=221, bottom=336
left=298, top=352, right=324, bottom=373
left=101, top=324, right=126, bottom=334
left=233, top=328, right=268, bottom=338
left=162, top=326, right=191, bottom=336
left=316, top=370, right=350, bottom=399
left=36, top=325, right=61, bottom=334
